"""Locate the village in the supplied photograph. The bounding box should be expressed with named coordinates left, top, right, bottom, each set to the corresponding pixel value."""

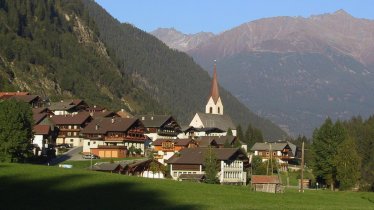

left=0, top=64, right=300, bottom=193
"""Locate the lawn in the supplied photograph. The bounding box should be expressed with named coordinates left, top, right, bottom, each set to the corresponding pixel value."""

left=59, top=157, right=143, bottom=169
left=0, top=163, right=373, bottom=210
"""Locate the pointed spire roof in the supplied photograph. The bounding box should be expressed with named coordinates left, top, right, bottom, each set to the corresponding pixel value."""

left=209, top=62, right=220, bottom=104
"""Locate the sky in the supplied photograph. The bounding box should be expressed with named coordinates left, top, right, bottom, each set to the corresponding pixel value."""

left=96, top=0, right=374, bottom=34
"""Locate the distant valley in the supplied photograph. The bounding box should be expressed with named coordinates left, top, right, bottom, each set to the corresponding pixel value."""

left=151, top=10, right=374, bottom=136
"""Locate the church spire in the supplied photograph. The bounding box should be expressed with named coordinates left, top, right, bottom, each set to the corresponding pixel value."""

left=209, top=61, right=220, bottom=104
left=205, top=61, right=223, bottom=115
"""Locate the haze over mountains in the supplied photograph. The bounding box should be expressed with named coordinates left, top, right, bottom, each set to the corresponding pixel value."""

left=151, top=10, right=374, bottom=136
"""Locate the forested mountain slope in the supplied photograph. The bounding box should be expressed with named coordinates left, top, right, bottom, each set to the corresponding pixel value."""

left=0, top=0, right=287, bottom=139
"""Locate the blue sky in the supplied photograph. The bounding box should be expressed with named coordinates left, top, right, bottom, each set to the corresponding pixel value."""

left=96, top=0, right=374, bottom=34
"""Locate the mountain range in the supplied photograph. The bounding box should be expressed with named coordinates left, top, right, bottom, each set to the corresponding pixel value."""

left=151, top=10, right=374, bottom=136
left=0, top=0, right=286, bottom=140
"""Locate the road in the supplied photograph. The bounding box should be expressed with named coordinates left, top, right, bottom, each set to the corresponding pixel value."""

left=49, top=146, right=83, bottom=165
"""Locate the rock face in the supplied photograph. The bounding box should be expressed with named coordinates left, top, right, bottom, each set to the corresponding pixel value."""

left=151, top=28, right=214, bottom=52
left=154, top=10, right=374, bottom=136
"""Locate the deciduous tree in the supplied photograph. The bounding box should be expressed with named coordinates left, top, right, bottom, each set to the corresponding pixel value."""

left=0, top=99, right=33, bottom=162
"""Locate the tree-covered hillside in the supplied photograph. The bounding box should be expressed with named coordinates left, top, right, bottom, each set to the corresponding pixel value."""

left=0, top=0, right=163, bottom=112
left=0, top=0, right=287, bottom=139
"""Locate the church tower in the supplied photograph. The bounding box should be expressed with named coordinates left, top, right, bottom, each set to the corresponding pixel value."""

left=205, top=63, right=224, bottom=115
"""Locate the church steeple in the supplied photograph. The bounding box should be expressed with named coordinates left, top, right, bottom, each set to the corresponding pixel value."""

left=210, top=62, right=220, bottom=104
left=205, top=62, right=224, bottom=115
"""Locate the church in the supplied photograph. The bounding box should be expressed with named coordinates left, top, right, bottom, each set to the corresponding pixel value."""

left=189, top=63, right=237, bottom=136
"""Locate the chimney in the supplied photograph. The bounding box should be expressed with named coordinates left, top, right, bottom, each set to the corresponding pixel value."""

left=61, top=100, right=63, bottom=103
left=94, top=105, right=96, bottom=108
left=121, top=109, right=124, bottom=112
left=142, top=116, right=145, bottom=120
left=111, top=117, right=115, bottom=124
left=151, top=116, right=154, bottom=120
left=95, top=124, right=99, bottom=130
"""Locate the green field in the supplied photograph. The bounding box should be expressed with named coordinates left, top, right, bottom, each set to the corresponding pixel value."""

left=59, top=157, right=143, bottom=169
left=0, top=164, right=373, bottom=210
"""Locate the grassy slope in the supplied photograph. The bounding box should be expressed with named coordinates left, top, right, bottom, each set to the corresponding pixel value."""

left=0, top=164, right=373, bottom=210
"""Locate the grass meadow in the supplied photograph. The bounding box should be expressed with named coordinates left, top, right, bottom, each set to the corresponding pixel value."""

left=0, top=163, right=373, bottom=210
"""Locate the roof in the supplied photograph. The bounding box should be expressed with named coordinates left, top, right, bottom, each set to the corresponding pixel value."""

left=167, top=148, right=247, bottom=165
left=138, top=115, right=174, bottom=128
left=92, top=163, right=122, bottom=171
left=195, top=137, right=217, bottom=147
left=89, top=111, right=119, bottom=119
left=32, top=107, right=49, bottom=114
left=251, top=175, right=280, bottom=184
left=33, top=125, right=51, bottom=135
left=251, top=141, right=297, bottom=156
left=82, top=117, right=139, bottom=134
left=33, top=113, right=48, bottom=125
left=209, top=63, right=220, bottom=104
left=48, top=101, right=77, bottom=111
left=179, top=174, right=205, bottom=180
left=197, top=136, right=236, bottom=146
left=0, top=92, right=29, bottom=99
left=51, top=112, right=91, bottom=125
left=195, top=112, right=235, bottom=131
left=152, top=138, right=195, bottom=146
left=11, top=95, right=39, bottom=103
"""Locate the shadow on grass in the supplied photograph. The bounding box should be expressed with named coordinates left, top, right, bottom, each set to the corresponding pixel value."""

left=0, top=172, right=201, bottom=210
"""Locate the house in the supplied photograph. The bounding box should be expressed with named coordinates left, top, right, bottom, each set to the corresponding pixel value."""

left=152, top=138, right=198, bottom=164
left=167, top=148, right=249, bottom=185
left=91, top=146, right=128, bottom=158
left=251, top=175, right=282, bottom=193
left=139, top=115, right=182, bottom=141
left=189, top=64, right=236, bottom=136
left=251, top=141, right=297, bottom=170
left=51, top=112, right=92, bottom=147
left=10, top=94, right=43, bottom=108
left=48, top=99, right=89, bottom=115
left=32, top=124, right=51, bottom=155
left=81, top=117, right=147, bottom=157
left=92, top=159, right=165, bottom=178
left=178, top=126, right=226, bottom=139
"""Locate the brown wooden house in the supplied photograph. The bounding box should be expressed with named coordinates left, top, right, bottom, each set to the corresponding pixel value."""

left=82, top=117, right=147, bottom=157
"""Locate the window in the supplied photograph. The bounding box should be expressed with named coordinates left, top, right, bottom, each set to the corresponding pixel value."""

left=70, top=139, right=74, bottom=143
left=209, top=107, right=212, bottom=113
left=93, top=141, right=96, bottom=144
left=218, top=107, right=220, bottom=114
left=259, top=152, right=263, bottom=156
left=88, top=142, right=90, bottom=146
left=67, top=132, right=71, bottom=136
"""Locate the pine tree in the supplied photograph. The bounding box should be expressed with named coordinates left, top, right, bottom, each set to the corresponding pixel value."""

left=334, top=137, right=361, bottom=190
left=204, top=147, right=219, bottom=184
left=312, top=118, right=347, bottom=190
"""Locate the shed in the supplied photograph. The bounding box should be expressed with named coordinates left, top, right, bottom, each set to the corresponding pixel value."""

left=251, top=175, right=282, bottom=193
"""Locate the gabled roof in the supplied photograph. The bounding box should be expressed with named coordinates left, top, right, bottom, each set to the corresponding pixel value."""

left=251, top=141, right=297, bottom=156
left=138, top=115, right=177, bottom=128
left=92, top=163, right=123, bottom=171
left=33, top=113, right=48, bottom=125
left=251, top=175, right=280, bottom=184
left=10, top=95, right=39, bottom=103
left=32, top=107, right=51, bottom=114
left=82, top=117, right=140, bottom=134
left=89, top=111, right=119, bottom=119
left=33, top=124, right=51, bottom=135
left=199, top=136, right=237, bottom=145
left=195, top=137, right=218, bottom=147
left=0, top=92, right=29, bottom=99
left=167, top=148, right=247, bottom=165
left=48, top=101, right=77, bottom=111
left=195, top=112, right=235, bottom=131
left=51, top=112, right=91, bottom=125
